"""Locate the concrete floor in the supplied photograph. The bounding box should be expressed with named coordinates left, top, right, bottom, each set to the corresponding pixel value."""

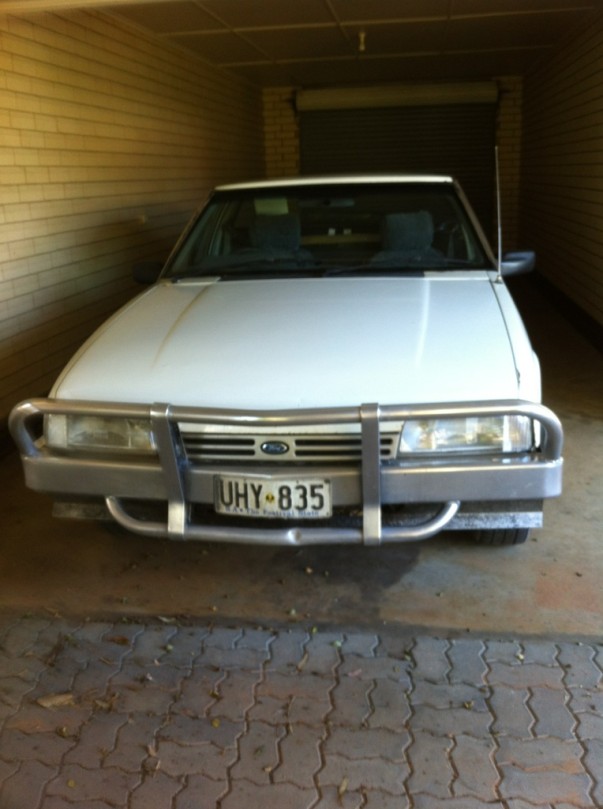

left=0, top=278, right=602, bottom=639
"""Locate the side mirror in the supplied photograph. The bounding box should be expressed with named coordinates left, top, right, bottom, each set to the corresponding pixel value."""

left=133, top=261, right=163, bottom=284
left=500, top=251, right=535, bottom=277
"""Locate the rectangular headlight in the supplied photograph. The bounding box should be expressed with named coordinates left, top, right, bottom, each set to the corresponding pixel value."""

left=46, top=415, right=156, bottom=453
left=398, top=416, right=533, bottom=455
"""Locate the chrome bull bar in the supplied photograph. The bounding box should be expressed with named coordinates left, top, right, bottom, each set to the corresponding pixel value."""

left=9, top=398, right=563, bottom=545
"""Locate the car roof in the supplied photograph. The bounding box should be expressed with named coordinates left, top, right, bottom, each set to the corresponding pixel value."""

left=216, top=175, right=455, bottom=191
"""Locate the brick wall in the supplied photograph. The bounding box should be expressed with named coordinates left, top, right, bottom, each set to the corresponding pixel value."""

left=0, top=10, right=264, bottom=426
left=263, top=87, right=300, bottom=179
left=521, top=10, right=603, bottom=327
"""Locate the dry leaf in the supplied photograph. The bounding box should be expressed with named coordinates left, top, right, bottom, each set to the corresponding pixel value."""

left=338, top=776, right=348, bottom=797
left=107, top=636, right=130, bottom=646
left=37, top=693, right=75, bottom=709
left=296, top=652, right=309, bottom=672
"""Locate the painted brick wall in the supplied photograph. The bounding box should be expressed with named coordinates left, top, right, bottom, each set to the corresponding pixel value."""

left=263, top=87, right=300, bottom=179
left=521, top=11, right=603, bottom=327
left=0, top=10, right=264, bottom=425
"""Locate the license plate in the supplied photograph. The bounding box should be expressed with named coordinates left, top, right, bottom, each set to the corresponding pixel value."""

left=214, top=475, right=332, bottom=519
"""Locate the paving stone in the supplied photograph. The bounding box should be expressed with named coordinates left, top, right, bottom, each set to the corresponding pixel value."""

left=160, top=713, right=243, bottom=749
left=46, top=763, right=138, bottom=805
left=362, top=789, right=411, bottom=808
left=266, top=630, right=308, bottom=670
left=4, top=699, right=92, bottom=737
left=236, top=628, right=275, bottom=653
left=411, top=703, right=493, bottom=737
left=0, top=676, right=38, bottom=709
left=0, top=760, right=52, bottom=809
left=0, top=727, right=75, bottom=765
left=557, top=642, right=603, bottom=689
left=447, top=638, right=488, bottom=685
left=43, top=798, right=116, bottom=809
left=520, top=640, right=558, bottom=666
left=302, top=634, right=342, bottom=676
left=312, top=784, right=365, bottom=808
left=103, top=715, right=162, bottom=772
left=0, top=618, right=51, bottom=657
left=113, top=681, right=176, bottom=714
left=328, top=675, right=372, bottom=727
left=495, top=736, right=595, bottom=804
left=157, top=739, right=237, bottom=779
left=208, top=669, right=262, bottom=722
left=339, top=654, right=412, bottom=684
left=70, top=657, right=122, bottom=696
left=342, top=632, right=379, bottom=658
left=129, top=769, right=183, bottom=808
left=451, top=734, right=499, bottom=801
left=406, top=730, right=454, bottom=798
left=317, top=754, right=408, bottom=795
left=368, top=679, right=412, bottom=731
left=411, top=681, right=489, bottom=711
left=202, top=627, right=242, bottom=649
left=413, top=798, right=500, bottom=808
left=230, top=721, right=286, bottom=784
left=174, top=665, right=226, bottom=717
left=259, top=671, right=335, bottom=703
left=576, top=709, right=603, bottom=740
left=273, top=723, right=324, bottom=786
left=326, top=724, right=410, bottom=763
left=197, top=645, right=268, bottom=670
left=489, top=685, right=533, bottom=738
left=63, top=712, right=128, bottom=768
left=529, top=686, right=576, bottom=739
left=220, top=779, right=318, bottom=809
left=488, top=661, right=564, bottom=689
left=174, top=773, right=228, bottom=809
left=498, top=767, right=594, bottom=806
left=569, top=686, right=603, bottom=715
left=583, top=737, right=603, bottom=808
left=483, top=640, right=523, bottom=664
left=411, top=637, right=451, bottom=681
left=248, top=692, right=332, bottom=727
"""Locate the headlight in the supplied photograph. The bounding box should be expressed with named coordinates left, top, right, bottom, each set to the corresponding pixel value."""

left=46, top=415, right=156, bottom=452
left=398, top=416, right=533, bottom=455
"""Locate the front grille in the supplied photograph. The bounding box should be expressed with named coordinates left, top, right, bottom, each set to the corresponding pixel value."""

left=180, top=430, right=397, bottom=463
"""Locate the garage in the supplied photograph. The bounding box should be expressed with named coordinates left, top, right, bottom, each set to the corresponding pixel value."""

left=0, top=2, right=602, bottom=807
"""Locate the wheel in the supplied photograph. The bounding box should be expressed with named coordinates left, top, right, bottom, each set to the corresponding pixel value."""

left=474, top=528, right=530, bottom=546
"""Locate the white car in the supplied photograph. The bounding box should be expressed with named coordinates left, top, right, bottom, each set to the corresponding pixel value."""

left=10, top=176, right=563, bottom=546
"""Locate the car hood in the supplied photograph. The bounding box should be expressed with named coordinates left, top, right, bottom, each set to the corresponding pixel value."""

left=53, top=275, right=522, bottom=409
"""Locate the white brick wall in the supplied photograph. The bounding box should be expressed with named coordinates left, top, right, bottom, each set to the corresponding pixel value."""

left=0, top=9, right=264, bottom=425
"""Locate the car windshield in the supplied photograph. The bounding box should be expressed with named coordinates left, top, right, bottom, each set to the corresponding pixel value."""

left=165, top=181, right=495, bottom=279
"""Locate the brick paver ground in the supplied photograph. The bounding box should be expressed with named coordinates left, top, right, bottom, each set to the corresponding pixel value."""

left=0, top=614, right=601, bottom=808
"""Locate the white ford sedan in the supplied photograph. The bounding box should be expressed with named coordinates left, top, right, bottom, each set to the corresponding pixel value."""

left=10, top=176, right=563, bottom=546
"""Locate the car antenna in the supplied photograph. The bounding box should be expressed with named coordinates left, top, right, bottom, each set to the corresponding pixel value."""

left=495, top=145, right=503, bottom=284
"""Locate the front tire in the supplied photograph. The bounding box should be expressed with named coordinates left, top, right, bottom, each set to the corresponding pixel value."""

left=474, top=528, right=530, bottom=546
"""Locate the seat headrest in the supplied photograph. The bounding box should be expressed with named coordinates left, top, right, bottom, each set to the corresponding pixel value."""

left=382, top=211, right=434, bottom=252
left=250, top=214, right=301, bottom=252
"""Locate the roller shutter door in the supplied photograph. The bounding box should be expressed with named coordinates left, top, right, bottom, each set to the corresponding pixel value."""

left=300, top=104, right=496, bottom=235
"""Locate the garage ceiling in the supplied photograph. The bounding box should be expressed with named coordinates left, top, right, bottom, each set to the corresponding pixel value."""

left=1, top=0, right=600, bottom=87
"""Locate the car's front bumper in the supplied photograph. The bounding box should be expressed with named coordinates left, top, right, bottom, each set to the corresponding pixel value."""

left=9, top=398, right=563, bottom=545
